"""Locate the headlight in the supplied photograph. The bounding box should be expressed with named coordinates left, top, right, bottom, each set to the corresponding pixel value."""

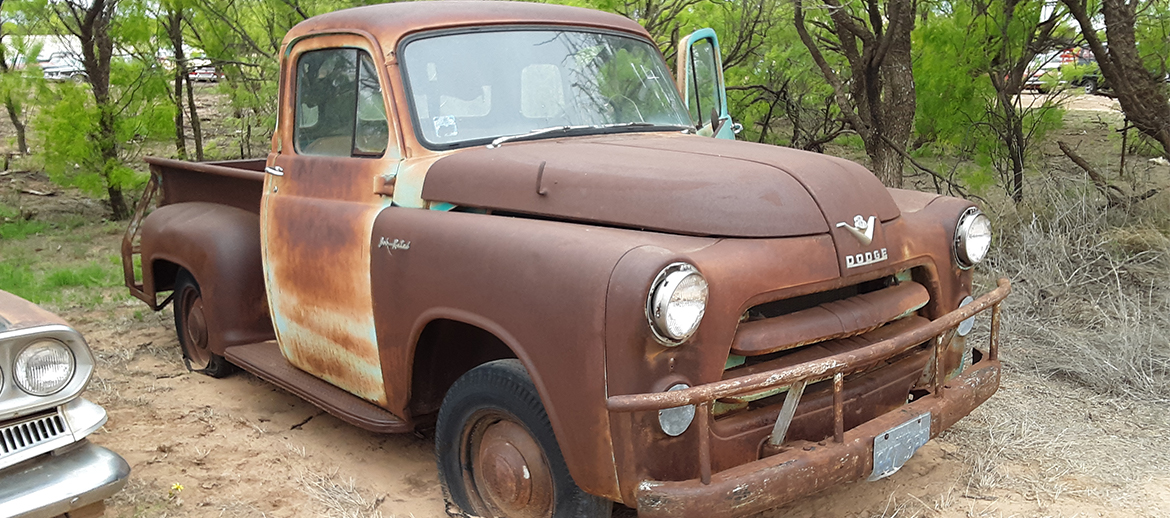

left=647, top=263, right=708, bottom=344
left=658, top=384, right=695, bottom=436
left=14, top=339, right=76, bottom=396
left=954, top=208, right=992, bottom=268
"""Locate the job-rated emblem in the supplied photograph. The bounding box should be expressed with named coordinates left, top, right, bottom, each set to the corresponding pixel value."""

left=836, top=215, right=876, bottom=246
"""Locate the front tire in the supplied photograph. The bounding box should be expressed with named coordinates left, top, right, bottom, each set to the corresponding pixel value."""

left=174, top=269, right=235, bottom=378
left=435, top=359, right=612, bottom=518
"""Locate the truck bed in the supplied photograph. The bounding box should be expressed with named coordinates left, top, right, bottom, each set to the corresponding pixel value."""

left=122, top=157, right=267, bottom=306
left=144, top=156, right=267, bottom=213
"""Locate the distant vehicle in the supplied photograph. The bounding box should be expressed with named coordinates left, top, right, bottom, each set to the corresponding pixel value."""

left=0, top=290, right=130, bottom=517
left=1022, top=51, right=1069, bottom=93
left=41, top=52, right=86, bottom=82
left=188, top=66, right=224, bottom=82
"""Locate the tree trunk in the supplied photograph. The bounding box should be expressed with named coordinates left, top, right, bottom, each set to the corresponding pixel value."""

left=1063, top=0, right=1170, bottom=161
left=868, top=143, right=905, bottom=188
left=185, top=73, right=204, bottom=160
left=4, top=98, right=27, bottom=155
left=165, top=10, right=187, bottom=159
left=72, top=0, right=129, bottom=219
left=0, top=36, right=28, bottom=155
left=795, top=0, right=916, bottom=188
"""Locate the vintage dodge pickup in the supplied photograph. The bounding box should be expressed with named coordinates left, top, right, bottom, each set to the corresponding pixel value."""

left=0, top=290, right=129, bottom=517
left=121, top=2, right=1010, bottom=517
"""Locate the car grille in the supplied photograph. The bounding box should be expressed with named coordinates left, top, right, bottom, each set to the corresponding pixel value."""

left=0, top=409, right=69, bottom=460
left=717, top=270, right=931, bottom=418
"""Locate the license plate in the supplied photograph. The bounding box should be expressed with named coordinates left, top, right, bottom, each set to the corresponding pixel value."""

left=868, top=412, right=931, bottom=481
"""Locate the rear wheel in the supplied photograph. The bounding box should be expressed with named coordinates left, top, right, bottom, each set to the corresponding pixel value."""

left=435, top=359, right=611, bottom=518
left=1084, top=78, right=1099, bottom=95
left=174, top=269, right=234, bottom=378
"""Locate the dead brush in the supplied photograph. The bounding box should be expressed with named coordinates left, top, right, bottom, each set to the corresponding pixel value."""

left=985, top=178, right=1170, bottom=401
left=940, top=177, right=1170, bottom=515
left=297, top=468, right=385, bottom=518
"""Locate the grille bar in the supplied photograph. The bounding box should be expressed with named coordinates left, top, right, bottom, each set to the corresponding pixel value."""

left=0, top=410, right=68, bottom=459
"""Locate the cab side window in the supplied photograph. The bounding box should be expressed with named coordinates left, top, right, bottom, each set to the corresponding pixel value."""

left=295, top=48, right=388, bottom=157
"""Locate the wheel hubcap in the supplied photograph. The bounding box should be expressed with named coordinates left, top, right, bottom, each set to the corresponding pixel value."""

left=181, top=288, right=211, bottom=369
left=467, top=417, right=554, bottom=518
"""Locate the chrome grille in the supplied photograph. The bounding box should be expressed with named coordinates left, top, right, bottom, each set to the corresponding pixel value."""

left=0, top=410, right=68, bottom=459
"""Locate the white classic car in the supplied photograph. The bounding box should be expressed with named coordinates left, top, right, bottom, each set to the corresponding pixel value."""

left=0, top=290, right=129, bottom=518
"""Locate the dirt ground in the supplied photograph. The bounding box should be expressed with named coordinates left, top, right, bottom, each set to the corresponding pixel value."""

left=2, top=88, right=1169, bottom=518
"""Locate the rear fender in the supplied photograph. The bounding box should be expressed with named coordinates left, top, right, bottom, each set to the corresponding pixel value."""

left=140, top=202, right=274, bottom=355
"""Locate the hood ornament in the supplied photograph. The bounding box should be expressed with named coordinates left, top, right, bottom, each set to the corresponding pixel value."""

left=836, top=215, right=876, bottom=246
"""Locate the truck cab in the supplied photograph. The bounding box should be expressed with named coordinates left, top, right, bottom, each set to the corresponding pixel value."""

left=124, top=3, right=1009, bottom=517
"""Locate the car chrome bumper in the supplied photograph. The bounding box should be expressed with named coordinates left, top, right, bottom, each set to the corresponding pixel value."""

left=633, top=360, right=1001, bottom=518
left=0, top=440, right=130, bottom=518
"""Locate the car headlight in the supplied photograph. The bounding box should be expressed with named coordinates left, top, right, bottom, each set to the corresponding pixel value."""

left=14, top=339, right=76, bottom=396
left=954, top=208, right=992, bottom=268
left=647, top=263, right=708, bottom=345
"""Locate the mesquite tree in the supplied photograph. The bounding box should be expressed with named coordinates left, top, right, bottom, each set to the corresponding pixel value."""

left=54, top=0, right=129, bottom=218
left=794, top=0, right=917, bottom=188
left=1063, top=0, right=1170, bottom=161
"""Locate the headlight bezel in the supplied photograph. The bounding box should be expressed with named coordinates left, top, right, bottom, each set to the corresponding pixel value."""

left=646, top=262, right=709, bottom=346
left=954, top=207, right=992, bottom=269
left=0, top=324, right=94, bottom=420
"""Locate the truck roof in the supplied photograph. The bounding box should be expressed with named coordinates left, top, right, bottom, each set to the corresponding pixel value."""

left=285, top=1, right=652, bottom=50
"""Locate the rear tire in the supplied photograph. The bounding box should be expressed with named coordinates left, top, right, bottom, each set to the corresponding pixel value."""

left=1084, top=78, right=1099, bottom=95
left=174, top=269, right=235, bottom=378
left=435, top=359, right=612, bottom=518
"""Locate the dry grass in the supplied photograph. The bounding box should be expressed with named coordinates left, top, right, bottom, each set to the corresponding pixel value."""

left=987, top=179, right=1170, bottom=401
left=942, top=173, right=1170, bottom=515
left=298, top=468, right=387, bottom=518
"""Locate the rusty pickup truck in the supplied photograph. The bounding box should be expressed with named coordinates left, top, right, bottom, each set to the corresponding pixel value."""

left=121, top=2, right=1009, bottom=517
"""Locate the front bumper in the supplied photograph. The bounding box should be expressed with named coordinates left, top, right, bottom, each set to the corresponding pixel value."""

left=607, top=278, right=1011, bottom=518
left=634, top=360, right=999, bottom=518
left=0, top=440, right=130, bottom=518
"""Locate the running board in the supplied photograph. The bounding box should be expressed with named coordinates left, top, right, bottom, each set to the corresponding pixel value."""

left=223, top=341, right=411, bottom=434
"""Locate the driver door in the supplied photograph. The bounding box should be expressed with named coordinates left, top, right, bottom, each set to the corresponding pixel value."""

left=677, top=29, right=738, bottom=140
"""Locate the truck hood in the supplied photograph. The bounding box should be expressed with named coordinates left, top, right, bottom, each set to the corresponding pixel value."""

left=421, top=134, right=899, bottom=238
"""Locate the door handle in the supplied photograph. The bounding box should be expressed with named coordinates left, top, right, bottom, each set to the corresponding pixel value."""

left=265, top=166, right=284, bottom=176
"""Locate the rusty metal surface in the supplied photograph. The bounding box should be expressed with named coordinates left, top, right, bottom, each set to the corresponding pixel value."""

left=732, top=280, right=929, bottom=356
left=149, top=157, right=266, bottom=213
left=468, top=416, right=555, bottom=517
left=285, top=2, right=650, bottom=66
left=262, top=32, right=403, bottom=406
left=223, top=341, right=410, bottom=433
left=633, top=361, right=1002, bottom=518
left=0, top=290, right=68, bottom=332
left=138, top=202, right=274, bottom=355
left=422, top=135, right=828, bottom=238
left=368, top=206, right=718, bottom=499
left=607, top=278, right=1009, bottom=412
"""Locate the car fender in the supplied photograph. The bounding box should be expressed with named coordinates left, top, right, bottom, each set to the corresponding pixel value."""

left=140, top=202, right=274, bottom=355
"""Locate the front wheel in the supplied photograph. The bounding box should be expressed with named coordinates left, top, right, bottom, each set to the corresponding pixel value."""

left=174, top=269, right=235, bottom=378
left=435, top=359, right=612, bottom=518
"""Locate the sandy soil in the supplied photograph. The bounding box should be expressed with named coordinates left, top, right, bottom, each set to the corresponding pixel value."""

left=72, top=309, right=1170, bottom=518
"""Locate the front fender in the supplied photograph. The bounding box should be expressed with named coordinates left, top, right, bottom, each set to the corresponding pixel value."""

left=369, top=207, right=714, bottom=501
left=140, top=202, right=274, bottom=355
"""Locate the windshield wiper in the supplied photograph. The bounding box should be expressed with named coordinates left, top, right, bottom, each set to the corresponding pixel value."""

left=488, top=125, right=593, bottom=148
left=487, top=122, right=695, bottom=148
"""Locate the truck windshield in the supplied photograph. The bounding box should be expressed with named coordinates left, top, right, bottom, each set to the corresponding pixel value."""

left=402, top=29, right=693, bottom=149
